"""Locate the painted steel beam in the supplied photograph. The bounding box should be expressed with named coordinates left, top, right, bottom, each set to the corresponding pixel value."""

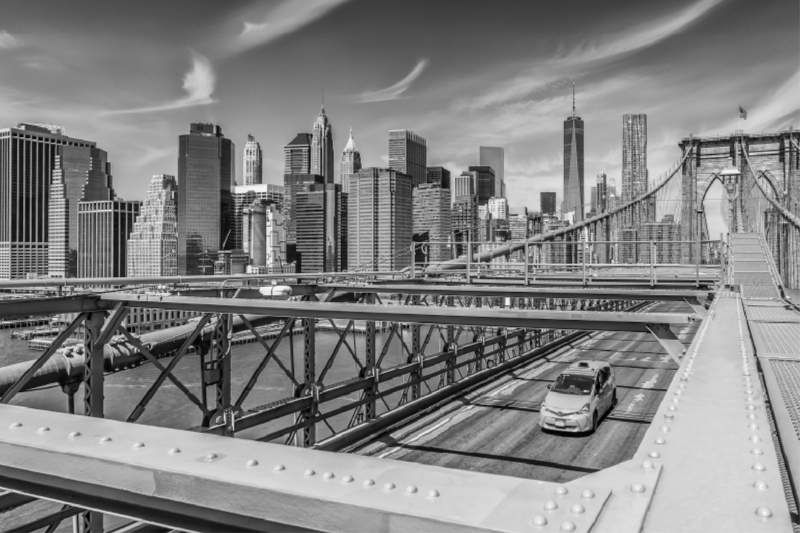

left=100, top=294, right=692, bottom=333
left=323, top=284, right=708, bottom=303
left=0, top=295, right=107, bottom=319
left=0, top=404, right=615, bottom=533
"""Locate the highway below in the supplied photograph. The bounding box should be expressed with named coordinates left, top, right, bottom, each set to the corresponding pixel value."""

left=354, top=301, right=701, bottom=484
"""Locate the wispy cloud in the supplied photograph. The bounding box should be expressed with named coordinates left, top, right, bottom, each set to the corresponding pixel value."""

left=101, top=53, right=216, bottom=116
left=225, top=0, right=351, bottom=56
left=359, top=59, right=430, bottom=103
left=0, top=30, right=20, bottom=50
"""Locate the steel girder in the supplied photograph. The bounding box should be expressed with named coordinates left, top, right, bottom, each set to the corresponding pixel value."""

left=0, top=295, right=107, bottom=319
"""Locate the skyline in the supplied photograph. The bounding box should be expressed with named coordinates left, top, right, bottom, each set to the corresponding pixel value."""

left=0, top=0, right=797, bottom=213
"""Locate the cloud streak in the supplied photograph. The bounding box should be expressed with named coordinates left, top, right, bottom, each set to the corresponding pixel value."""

left=358, top=59, right=430, bottom=103
left=0, top=30, right=20, bottom=50
left=101, top=54, right=216, bottom=116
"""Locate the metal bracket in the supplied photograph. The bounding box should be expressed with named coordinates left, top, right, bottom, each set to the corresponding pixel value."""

left=645, top=323, right=685, bottom=364
left=683, top=296, right=706, bottom=317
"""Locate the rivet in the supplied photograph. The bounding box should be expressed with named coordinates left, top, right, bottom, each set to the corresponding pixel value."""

left=68, top=431, right=81, bottom=438
left=680, top=375, right=689, bottom=382
left=132, top=442, right=145, bottom=449
left=9, top=422, right=21, bottom=428
left=642, top=460, right=654, bottom=469
left=678, top=383, right=686, bottom=389
left=544, top=499, right=559, bottom=511
left=383, top=482, right=395, bottom=491
left=674, top=390, right=683, bottom=396
left=427, top=489, right=439, bottom=498
left=169, top=447, right=181, bottom=454
left=37, top=427, right=50, bottom=433
left=755, top=507, right=772, bottom=518
left=752, top=462, right=766, bottom=471
left=341, top=475, right=354, bottom=483
left=743, top=371, right=751, bottom=376
left=748, top=423, right=759, bottom=431
left=363, top=479, right=375, bottom=487
left=746, top=396, right=754, bottom=402
left=660, top=425, right=670, bottom=433
left=655, top=437, right=666, bottom=445
left=581, top=488, right=595, bottom=499
left=99, top=436, right=112, bottom=443
left=753, top=480, right=768, bottom=490
left=648, top=451, right=661, bottom=458
left=247, top=459, right=259, bottom=467
left=747, top=413, right=758, bottom=420
left=273, top=464, right=285, bottom=471
left=532, top=515, right=548, bottom=526
left=205, top=453, right=217, bottom=461
left=751, top=448, right=763, bottom=456
left=323, top=472, right=334, bottom=480
left=554, top=485, right=569, bottom=495
left=304, top=469, right=315, bottom=477
left=664, top=413, right=675, bottom=420
left=668, top=406, right=677, bottom=411
left=671, top=398, right=680, bottom=403
left=560, top=521, right=577, bottom=532
left=746, top=404, right=756, bottom=410
left=750, top=435, right=761, bottom=443
left=406, top=485, right=418, bottom=494
left=570, top=503, right=585, bottom=514
left=631, top=483, right=647, bottom=494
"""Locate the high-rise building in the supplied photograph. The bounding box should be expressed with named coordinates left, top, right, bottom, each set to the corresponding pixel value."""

left=564, top=82, right=585, bottom=221
left=348, top=168, right=413, bottom=271
left=48, top=145, right=114, bottom=278
left=540, top=192, right=557, bottom=215
left=265, top=204, right=287, bottom=272
left=479, top=147, right=505, bottom=198
left=389, top=130, right=427, bottom=187
left=488, top=197, right=508, bottom=221
left=177, top=123, right=234, bottom=275
left=451, top=195, right=479, bottom=255
left=425, top=166, right=451, bottom=189
left=231, top=184, right=284, bottom=250
left=296, top=183, right=347, bottom=273
left=596, top=172, right=608, bottom=214
left=0, top=124, right=99, bottom=279
left=127, top=175, right=178, bottom=277
left=283, top=174, right=325, bottom=245
left=589, top=186, right=598, bottom=217
left=311, top=106, right=334, bottom=183
left=242, top=199, right=268, bottom=268
left=413, top=184, right=451, bottom=265
left=243, top=134, right=262, bottom=185
left=284, top=133, right=312, bottom=174
left=622, top=113, right=648, bottom=223
left=340, top=125, right=361, bottom=194
left=469, top=166, right=496, bottom=205
left=454, top=172, right=477, bottom=199
left=77, top=199, right=140, bottom=278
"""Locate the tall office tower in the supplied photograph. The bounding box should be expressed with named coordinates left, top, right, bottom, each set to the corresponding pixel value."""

left=589, top=186, right=598, bottom=216
left=348, top=168, right=413, bottom=271
left=454, top=172, right=477, bottom=199
left=243, top=134, right=262, bottom=185
left=127, top=175, right=178, bottom=277
left=283, top=174, right=325, bottom=245
left=540, top=192, right=557, bottom=215
left=468, top=166, right=496, bottom=205
left=231, top=184, right=284, bottom=250
left=177, top=123, right=234, bottom=275
left=242, top=199, right=268, bottom=268
left=451, top=195, right=479, bottom=255
left=595, top=172, right=608, bottom=213
left=425, top=166, right=451, bottom=189
left=0, top=124, right=99, bottom=279
left=340, top=125, right=361, bottom=194
left=296, top=183, right=347, bottom=273
left=389, top=130, right=427, bottom=187
left=48, top=146, right=114, bottom=278
left=488, top=197, right=508, bottom=221
left=622, top=114, right=648, bottom=221
left=564, top=82, right=585, bottom=221
left=284, top=134, right=312, bottom=174
left=479, top=147, right=505, bottom=198
left=265, top=204, right=287, bottom=271
left=413, top=184, right=452, bottom=265
left=77, top=199, right=140, bottom=278
left=310, top=106, right=334, bottom=183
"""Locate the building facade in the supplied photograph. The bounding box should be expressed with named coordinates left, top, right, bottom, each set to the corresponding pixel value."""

left=296, top=183, right=347, bottom=273
left=340, top=125, right=361, bottom=194
left=425, top=166, right=451, bottom=189
left=413, top=184, right=452, bottom=265
left=452, top=195, right=479, bottom=255
left=479, top=146, right=505, bottom=198
left=348, top=168, right=413, bottom=271
left=48, top=145, right=114, bottom=278
left=488, top=197, right=508, bottom=221
left=540, top=192, right=557, bottom=215
left=310, top=106, right=334, bottom=183
left=564, top=98, right=585, bottom=221
left=177, top=123, right=234, bottom=275
left=389, top=130, right=427, bottom=187
left=468, top=166, right=496, bottom=206
left=243, top=134, right=262, bottom=185
left=454, top=172, right=477, bottom=199
left=622, top=114, right=648, bottom=224
left=284, top=133, right=312, bottom=174
left=77, top=199, right=140, bottom=278
left=242, top=199, right=268, bottom=268
left=283, top=174, right=325, bottom=247
left=127, top=174, right=178, bottom=277
left=231, top=184, right=284, bottom=250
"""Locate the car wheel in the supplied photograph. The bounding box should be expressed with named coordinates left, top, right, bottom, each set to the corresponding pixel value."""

left=611, top=390, right=617, bottom=410
left=590, top=411, right=598, bottom=434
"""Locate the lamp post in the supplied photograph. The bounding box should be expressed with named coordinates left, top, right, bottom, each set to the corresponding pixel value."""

left=720, top=166, right=742, bottom=234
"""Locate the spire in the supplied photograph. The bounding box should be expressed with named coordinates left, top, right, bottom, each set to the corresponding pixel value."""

left=572, top=79, right=576, bottom=118
left=343, top=123, right=357, bottom=153
left=320, top=87, right=325, bottom=114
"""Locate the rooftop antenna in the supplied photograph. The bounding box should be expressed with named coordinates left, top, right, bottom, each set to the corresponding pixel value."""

left=572, top=79, right=576, bottom=118
left=321, top=87, right=325, bottom=112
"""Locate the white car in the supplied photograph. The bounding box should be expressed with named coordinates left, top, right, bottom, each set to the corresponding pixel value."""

left=539, top=360, right=617, bottom=433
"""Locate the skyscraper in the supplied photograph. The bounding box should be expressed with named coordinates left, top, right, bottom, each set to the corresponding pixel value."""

left=284, top=133, right=312, bottom=174
left=127, top=174, right=178, bottom=277
left=564, top=82, right=585, bottom=221
left=296, top=183, right=347, bottom=273
left=77, top=199, right=140, bottom=278
left=177, top=123, right=234, bottom=275
left=0, top=124, right=98, bottom=279
left=231, top=184, right=284, bottom=250
left=242, top=199, right=268, bottom=268
left=48, top=145, right=114, bottom=278
left=488, top=197, right=508, bottom=221
left=311, top=106, right=334, bottom=183
left=349, top=168, right=413, bottom=271
left=622, top=114, right=648, bottom=223
left=283, top=174, right=325, bottom=245
left=340, top=125, right=361, bottom=194
left=389, top=130, right=427, bottom=187
left=596, top=171, right=608, bottom=214
left=469, top=166, right=496, bottom=205
left=454, top=172, right=477, bottom=199
left=243, top=134, right=262, bottom=185
left=479, top=147, right=505, bottom=198
left=413, top=184, right=452, bottom=265
left=426, top=166, right=451, bottom=189
left=452, top=195, right=479, bottom=255
left=540, top=192, right=556, bottom=215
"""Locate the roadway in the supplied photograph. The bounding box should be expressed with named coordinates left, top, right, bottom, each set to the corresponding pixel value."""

left=354, top=301, right=700, bottom=484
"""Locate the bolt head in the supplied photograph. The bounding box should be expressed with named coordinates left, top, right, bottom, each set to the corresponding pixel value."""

left=406, top=485, right=418, bottom=494
left=671, top=398, right=680, bottom=403
left=544, top=499, right=559, bottom=511
left=570, top=503, right=585, bottom=514
left=755, top=507, right=773, bottom=518
left=750, top=435, right=762, bottom=443
left=748, top=423, right=759, bottom=431
left=752, top=462, right=766, bottom=471
left=304, top=469, right=315, bottom=477
left=668, top=405, right=677, bottom=411
left=427, top=489, right=440, bottom=498
left=655, top=437, right=666, bottom=445
left=554, top=485, right=569, bottom=495
left=664, top=413, right=675, bottom=420
left=205, top=453, right=217, bottom=461
left=581, top=488, right=595, bottom=499
left=247, top=459, right=259, bottom=467
left=341, top=475, right=354, bottom=483
left=99, top=436, right=112, bottom=443
left=560, top=521, right=577, bottom=531
left=631, top=483, right=647, bottom=494
left=680, top=375, right=689, bottom=382
left=37, top=427, right=50, bottom=433
left=363, top=479, right=375, bottom=487
left=532, top=515, right=548, bottom=526
left=132, top=442, right=145, bottom=449
left=674, top=390, right=683, bottom=395
left=169, top=447, right=181, bottom=454
left=642, top=460, right=655, bottom=469
left=273, top=464, right=285, bottom=471
left=9, top=422, right=21, bottom=428
left=383, top=482, right=396, bottom=491
left=68, top=431, right=81, bottom=438
left=751, top=448, right=763, bottom=455
left=747, top=413, right=758, bottom=420
left=660, top=425, right=670, bottom=433
left=746, top=404, right=756, bottom=410
left=648, top=451, right=661, bottom=458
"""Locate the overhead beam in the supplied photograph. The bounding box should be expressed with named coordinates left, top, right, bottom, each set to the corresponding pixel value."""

left=101, top=294, right=692, bottom=333
left=0, top=295, right=107, bottom=319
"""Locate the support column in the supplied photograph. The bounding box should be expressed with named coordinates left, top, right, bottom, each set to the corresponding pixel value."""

left=446, top=296, right=455, bottom=384
left=301, top=317, right=316, bottom=446
left=83, top=312, right=106, bottom=533
left=411, top=295, right=421, bottom=401
left=365, top=294, right=377, bottom=420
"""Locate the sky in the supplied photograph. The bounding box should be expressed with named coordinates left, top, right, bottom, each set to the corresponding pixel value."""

left=0, top=0, right=798, bottom=226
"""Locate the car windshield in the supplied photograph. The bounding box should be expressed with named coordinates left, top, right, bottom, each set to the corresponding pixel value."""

left=551, top=374, right=594, bottom=395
